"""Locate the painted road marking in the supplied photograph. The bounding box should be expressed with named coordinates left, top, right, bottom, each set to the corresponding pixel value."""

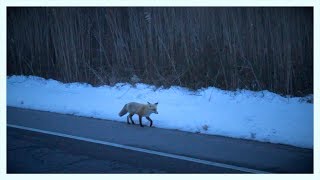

left=7, top=124, right=269, bottom=173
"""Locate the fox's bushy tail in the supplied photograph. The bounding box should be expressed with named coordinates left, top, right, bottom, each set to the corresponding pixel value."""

left=119, top=104, right=128, bottom=117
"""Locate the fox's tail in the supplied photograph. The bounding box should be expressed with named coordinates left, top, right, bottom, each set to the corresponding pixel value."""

left=118, top=104, right=128, bottom=117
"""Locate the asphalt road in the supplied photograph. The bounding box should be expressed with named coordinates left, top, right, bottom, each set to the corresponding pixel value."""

left=8, top=127, right=166, bottom=173
left=7, top=107, right=313, bottom=173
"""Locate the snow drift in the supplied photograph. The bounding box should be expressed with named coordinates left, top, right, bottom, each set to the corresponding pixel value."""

left=7, top=75, right=313, bottom=148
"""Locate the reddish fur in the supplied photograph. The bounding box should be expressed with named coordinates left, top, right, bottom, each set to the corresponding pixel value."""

left=137, top=106, right=147, bottom=116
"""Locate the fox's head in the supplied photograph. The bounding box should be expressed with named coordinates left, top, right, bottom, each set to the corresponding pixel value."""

left=147, top=102, right=158, bottom=114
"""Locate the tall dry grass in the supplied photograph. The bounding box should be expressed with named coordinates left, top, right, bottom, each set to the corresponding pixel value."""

left=7, top=7, right=313, bottom=96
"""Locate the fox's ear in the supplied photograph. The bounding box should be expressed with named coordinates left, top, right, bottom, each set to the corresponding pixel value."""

left=147, top=102, right=151, bottom=105
left=155, top=102, right=158, bottom=105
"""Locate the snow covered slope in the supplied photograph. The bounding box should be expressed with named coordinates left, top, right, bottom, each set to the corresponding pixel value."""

left=7, top=75, right=313, bottom=148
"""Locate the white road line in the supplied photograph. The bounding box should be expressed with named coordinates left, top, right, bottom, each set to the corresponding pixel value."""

left=7, top=124, right=269, bottom=174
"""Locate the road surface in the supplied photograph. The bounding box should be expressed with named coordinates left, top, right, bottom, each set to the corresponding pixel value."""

left=7, top=107, right=313, bottom=173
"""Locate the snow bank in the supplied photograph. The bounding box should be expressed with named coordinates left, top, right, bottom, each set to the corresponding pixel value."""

left=7, top=75, right=313, bottom=148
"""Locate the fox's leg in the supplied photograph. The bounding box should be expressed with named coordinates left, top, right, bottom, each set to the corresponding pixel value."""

left=146, top=117, right=153, bottom=127
left=126, top=115, right=131, bottom=124
left=129, top=113, right=135, bottom=124
left=139, top=115, right=144, bottom=127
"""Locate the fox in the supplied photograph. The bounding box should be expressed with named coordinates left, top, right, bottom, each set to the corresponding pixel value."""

left=119, top=102, right=158, bottom=127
